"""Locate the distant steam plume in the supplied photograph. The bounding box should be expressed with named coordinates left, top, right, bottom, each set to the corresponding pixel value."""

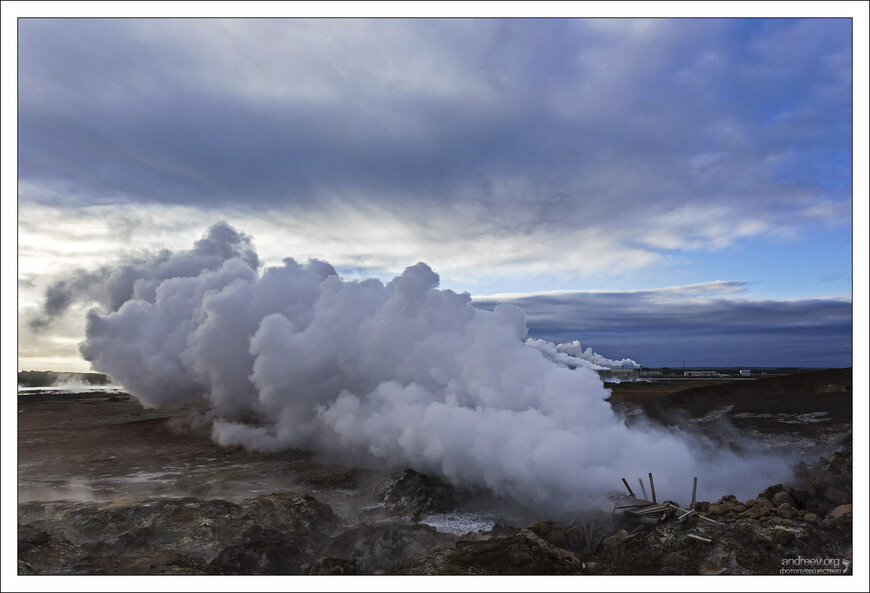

left=57, top=223, right=790, bottom=514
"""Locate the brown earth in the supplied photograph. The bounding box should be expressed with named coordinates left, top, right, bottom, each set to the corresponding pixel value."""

left=606, top=368, right=852, bottom=456
left=17, top=367, right=854, bottom=576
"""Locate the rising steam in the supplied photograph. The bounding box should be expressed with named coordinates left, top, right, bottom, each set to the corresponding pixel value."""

left=45, top=223, right=791, bottom=514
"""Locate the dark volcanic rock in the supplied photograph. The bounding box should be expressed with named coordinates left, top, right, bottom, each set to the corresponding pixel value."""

left=589, top=515, right=846, bottom=575
left=18, top=492, right=340, bottom=574
left=18, top=492, right=339, bottom=564
left=372, top=468, right=458, bottom=519
left=210, top=526, right=312, bottom=575
left=309, top=557, right=358, bottom=575
left=321, top=523, right=457, bottom=574
left=397, top=530, right=583, bottom=575
left=527, top=520, right=573, bottom=549
left=18, top=524, right=83, bottom=575
left=73, top=551, right=219, bottom=575
left=241, top=492, right=338, bottom=534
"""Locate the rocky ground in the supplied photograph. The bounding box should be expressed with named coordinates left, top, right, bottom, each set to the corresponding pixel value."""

left=17, top=368, right=854, bottom=576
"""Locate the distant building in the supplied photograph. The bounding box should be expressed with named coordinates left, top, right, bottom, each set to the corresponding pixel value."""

left=739, top=369, right=752, bottom=377
left=683, top=370, right=718, bottom=377
left=597, top=368, right=641, bottom=381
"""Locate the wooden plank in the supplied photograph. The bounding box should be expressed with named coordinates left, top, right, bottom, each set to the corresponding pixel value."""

left=677, top=509, right=695, bottom=523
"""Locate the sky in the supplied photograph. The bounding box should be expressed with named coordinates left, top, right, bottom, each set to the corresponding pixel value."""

left=2, top=5, right=869, bottom=593
left=5, top=4, right=868, bottom=372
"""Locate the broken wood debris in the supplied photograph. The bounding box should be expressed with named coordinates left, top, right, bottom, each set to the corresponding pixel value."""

left=677, top=509, right=695, bottom=523
left=615, top=474, right=717, bottom=527
left=696, top=514, right=721, bottom=525
left=687, top=534, right=713, bottom=543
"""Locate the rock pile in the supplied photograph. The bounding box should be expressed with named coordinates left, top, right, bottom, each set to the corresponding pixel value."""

left=586, top=443, right=853, bottom=575
left=18, top=447, right=852, bottom=575
left=694, top=441, right=852, bottom=528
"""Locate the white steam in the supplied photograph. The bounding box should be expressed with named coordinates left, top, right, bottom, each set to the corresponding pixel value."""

left=526, top=338, right=640, bottom=371
left=76, top=224, right=791, bottom=514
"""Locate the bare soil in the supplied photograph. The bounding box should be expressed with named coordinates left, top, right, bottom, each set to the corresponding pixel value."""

left=17, top=367, right=853, bottom=575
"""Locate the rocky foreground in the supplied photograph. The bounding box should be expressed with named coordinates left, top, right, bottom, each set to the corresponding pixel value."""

left=19, top=444, right=852, bottom=576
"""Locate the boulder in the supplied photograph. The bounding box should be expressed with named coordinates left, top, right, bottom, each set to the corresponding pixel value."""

left=806, top=468, right=837, bottom=492
left=372, top=468, right=457, bottom=519
left=565, top=526, right=585, bottom=550
left=823, top=504, right=852, bottom=523
left=739, top=506, right=767, bottom=520
left=787, top=488, right=812, bottom=510
left=772, top=491, right=796, bottom=507
left=759, top=484, right=785, bottom=500
left=776, top=503, right=799, bottom=519
left=528, top=521, right=567, bottom=547
left=821, top=486, right=850, bottom=506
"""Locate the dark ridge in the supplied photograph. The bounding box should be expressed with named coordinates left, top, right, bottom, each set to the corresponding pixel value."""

left=638, top=367, right=852, bottom=424
left=17, top=370, right=112, bottom=388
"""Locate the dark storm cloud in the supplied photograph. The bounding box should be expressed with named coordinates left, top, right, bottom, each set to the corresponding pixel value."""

left=473, top=289, right=852, bottom=367
left=17, top=18, right=852, bottom=240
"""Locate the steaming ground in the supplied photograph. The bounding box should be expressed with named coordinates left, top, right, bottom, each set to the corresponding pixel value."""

left=33, top=223, right=795, bottom=513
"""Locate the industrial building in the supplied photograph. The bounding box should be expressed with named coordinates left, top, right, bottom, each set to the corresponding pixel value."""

left=597, top=368, right=641, bottom=381
left=683, top=370, right=719, bottom=377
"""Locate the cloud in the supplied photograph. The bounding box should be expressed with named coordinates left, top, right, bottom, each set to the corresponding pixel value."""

left=17, top=18, right=851, bottom=247
left=473, top=288, right=853, bottom=367
left=14, top=17, right=855, bottom=371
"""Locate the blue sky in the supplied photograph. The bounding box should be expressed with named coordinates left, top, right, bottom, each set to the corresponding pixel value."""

left=6, top=7, right=867, bottom=370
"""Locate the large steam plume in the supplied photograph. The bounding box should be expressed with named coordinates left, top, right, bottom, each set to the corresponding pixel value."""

left=49, top=223, right=790, bottom=514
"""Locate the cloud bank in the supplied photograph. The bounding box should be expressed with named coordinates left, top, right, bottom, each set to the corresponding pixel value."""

left=60, top=224, right=794, bottom=514
left=474, top=287, right=853, bottom=368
